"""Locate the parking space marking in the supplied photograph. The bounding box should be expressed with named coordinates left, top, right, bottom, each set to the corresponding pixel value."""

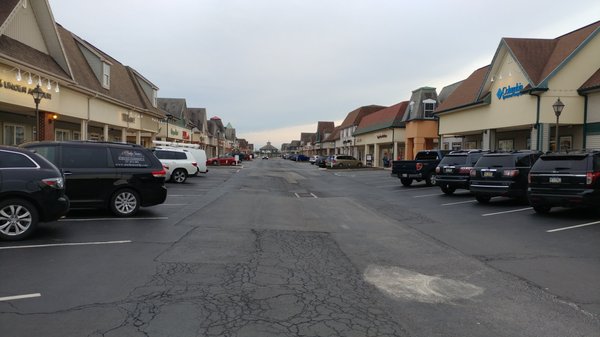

left=0, top=240, right=132, bottom=250
left=547, top=220, right=600, bottom=233
left=59, top=217, right=168, bottom=222
left=0, top=293, right=41, bottom=302
left=482, top=208, right=532, bottom=217
left=310, top=193, right=318, bottom=198
left=168, top=195, right=201, bottom=197
left=413, top=193, right=444, bottom=198
left=159, top=203, right=188, bottom=206
left=442, top=200, right=477, bottom=206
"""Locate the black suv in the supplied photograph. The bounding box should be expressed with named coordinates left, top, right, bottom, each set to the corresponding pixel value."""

left=0, top=146, right=69, bottom=240
left=528, top=151, right=600, bottom=213
left=469, top=150, right=542, bottom=203
left=434, top=150, right=488, bottom=195
left=22, top=141, right=167, bottom=217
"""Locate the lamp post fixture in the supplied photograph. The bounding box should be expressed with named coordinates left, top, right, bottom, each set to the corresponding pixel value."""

left=552, top=98, right=565, bottom=152
left=30, top=85, right=45, bottom=141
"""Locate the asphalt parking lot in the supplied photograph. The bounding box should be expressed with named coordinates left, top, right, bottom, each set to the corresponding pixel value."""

left=1, top=160, right=599, bottom=337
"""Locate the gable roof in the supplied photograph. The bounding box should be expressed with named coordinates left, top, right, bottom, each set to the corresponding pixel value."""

left=339, top=105, right=386, bottom=129
left=354, top=101, right=408, bottom=136
left=579, top=68, right=600, bottom=93
left=315, top=121, right=335, bottom=143
left=0, top=0, right=20, bottom=29
left=157, top=98, right=187, bottom=119
left=324, top=126, right=341, bottom=142
left=435, top=65, right=491, bottom=114
left=300, top=132, right=316, bottom=144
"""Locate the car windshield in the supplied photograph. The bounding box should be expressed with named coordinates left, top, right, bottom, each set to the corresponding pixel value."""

left=439, top=155, right=467, bottom=166
left=475, top=155, right=514, bottom=168
left=533, top=155, right=588, bottom=171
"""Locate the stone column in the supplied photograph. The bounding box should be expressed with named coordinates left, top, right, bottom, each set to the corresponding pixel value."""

left=80, top=120, right=88, bottom=140
left=103, top=125, right=109, bottom=141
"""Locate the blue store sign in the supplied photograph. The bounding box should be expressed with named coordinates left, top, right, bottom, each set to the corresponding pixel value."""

left=496, top=83, right=524, bottom=100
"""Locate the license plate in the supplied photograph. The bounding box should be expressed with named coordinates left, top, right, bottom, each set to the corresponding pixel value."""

left=549, top=177, right=561, bottom=183
left=402, top=173, right=408, bottom=177
left=483, top=171, right=494, bottom=177
left=444, top=168, right=453, bottom=173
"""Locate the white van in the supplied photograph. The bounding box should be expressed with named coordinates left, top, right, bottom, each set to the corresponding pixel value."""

left=152, top=141, right=208, bottom=175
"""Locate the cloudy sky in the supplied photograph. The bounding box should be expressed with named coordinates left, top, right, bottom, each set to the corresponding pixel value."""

left=48, top=0, right=600, bottom=148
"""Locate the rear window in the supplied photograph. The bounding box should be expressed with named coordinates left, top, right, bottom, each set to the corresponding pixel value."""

left=26, top=145, right=59, bottom=165
left=439, top=155, right=467, bottom=166
left=533, top=155, right=589, bottom=171
left=0, top=151, right=37, bottom=168
left=475, top=155, right=515, bottom=168
left=415, top=152, right=440, bottom=160
left=110, top=148, right=152, bottom=168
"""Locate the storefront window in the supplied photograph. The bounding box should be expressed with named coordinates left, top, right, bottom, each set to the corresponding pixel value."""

left=3, top=124, right=25, bottom=145
left=73, top=131, right=81, bottom=140
left=55, top=129, right=70, bottom=141
left=498, top=139, right=514, bottom=151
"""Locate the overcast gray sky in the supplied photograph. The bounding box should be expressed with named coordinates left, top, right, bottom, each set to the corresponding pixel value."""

left=49, top=0, right=600, bottom=148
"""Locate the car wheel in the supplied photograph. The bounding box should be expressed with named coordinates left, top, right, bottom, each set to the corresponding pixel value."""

left=533, top=205, right=551, bottom=214
left=475, top=194, right=491, bottom=204
left=171, top=168, right=187, bottom=183
left=230, top=161, right=236, bottom=166
left=356, top=162, right=363, bottom=168
left=212, top=160, right=219, bottom=166
left=110, top=189, right=140, bottom=217
left=338, top=163, right=344, bottom=169
left=400, top=178, right=412, bottom=187
left=441, top=184, right=455, bottom=195
left=0, top=198, right=38, bottom=240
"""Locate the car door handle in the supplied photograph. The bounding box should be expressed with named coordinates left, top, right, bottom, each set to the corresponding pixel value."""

left=63, top=171, right=73, bottom=176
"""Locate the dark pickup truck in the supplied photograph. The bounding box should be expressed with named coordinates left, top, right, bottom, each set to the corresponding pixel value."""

left=392, top=150, right=450, bottom=186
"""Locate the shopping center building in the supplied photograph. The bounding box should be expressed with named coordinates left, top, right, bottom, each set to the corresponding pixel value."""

left=0, top=0, right=164, bottom=147
left=436, top=21, right=600, bottom=152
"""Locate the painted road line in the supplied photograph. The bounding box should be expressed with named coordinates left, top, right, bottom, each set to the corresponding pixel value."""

left=158, top=203, right=188, bottom=206
left=414, top=193, right=444, bottom=198
left=442, top=200, right=477, bottom=206
left=294, top=192, right=300, bottom=198
left=59, top=217, right=168, bottom=222
left=482, top=208, right=533, bottom=217
left=310, top=193, right=318, bottom=198
left=168, top=195, right=200, bottom=197
left=547, top=220, right=600, bottom=233
left=0, top=240, right=132, bottom=250
left=0, top=293, right=41, bottom=302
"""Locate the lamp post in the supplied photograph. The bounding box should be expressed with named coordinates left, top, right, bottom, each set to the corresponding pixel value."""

left=164, top=113, right=173, bottom=142
left=30, top=85, right=45, bottom=141
left=552, top=98, right=565, bottom=152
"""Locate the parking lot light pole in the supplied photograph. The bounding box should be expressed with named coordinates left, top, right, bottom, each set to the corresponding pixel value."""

left=164, top=113, right=173, bottom=142
left=553, top=98, right=565, bottom=152
left=30, top=85, right=45, bottom=141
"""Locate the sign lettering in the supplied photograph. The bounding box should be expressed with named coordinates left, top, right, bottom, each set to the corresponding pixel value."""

left=0, top=79, right=52, bottom=100
left=496, top=83, right=523, bottom=100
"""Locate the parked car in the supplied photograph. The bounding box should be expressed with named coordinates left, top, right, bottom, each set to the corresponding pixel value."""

left=528, top=151, right=600, bottom=213
left=392, top=150, right=450, bottom=186
left=328, top=155, right=363, bottom=168
left=22, top=141, right=166, bottom=217
left=309, top=155, right=320, bottom=164
left=0, top=146, right=70, bottom=240
left=207, top=154, right=237, bottom=166
left=469, top=150, right=541, bottom=204
left=262, top=155, right=269, bottom=160
left=153, top=148, right=198, bottom=183
left=295, top=154, right=310, bottom=162
left=315, top=155, right=330, bottom=167
left=152, top=142, right=208, bottom=175
left=434, top=150, right=488, bottom=194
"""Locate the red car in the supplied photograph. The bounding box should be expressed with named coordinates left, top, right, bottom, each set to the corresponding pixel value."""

left=207, top=155, right=237, bottom=166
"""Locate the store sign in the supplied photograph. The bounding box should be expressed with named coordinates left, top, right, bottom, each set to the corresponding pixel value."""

left=121, top=113, right=135, bottom=123
left=169, top=128, right=179, bottom=136
left=496, top=83, right=524, bottom=100
left=0, top=79, right=52, bottom=99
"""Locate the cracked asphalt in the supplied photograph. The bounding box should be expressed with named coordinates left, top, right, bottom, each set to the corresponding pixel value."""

left=1, top=159, right=599, bottom=336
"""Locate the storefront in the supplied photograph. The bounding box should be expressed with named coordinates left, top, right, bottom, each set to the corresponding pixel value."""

left=436, top=21, right=600, bottom=152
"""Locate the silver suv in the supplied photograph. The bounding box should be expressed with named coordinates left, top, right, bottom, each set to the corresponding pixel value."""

left=328, top=155, right=363, bottom=168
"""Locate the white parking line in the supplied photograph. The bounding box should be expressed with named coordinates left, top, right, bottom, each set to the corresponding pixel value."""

left=0, top=240, right=132, bottom=250
left=442, top=200, right=477, bottom=206
left=310, top=193, right=318, bottom=198
left=413, top=193, right=444, bottom=198
left=482, top=208, right=533, bottom=216
left=59, top=217, right=168, bottom=222
left=168, top=195, right=200, bottom=197
left=159, top=204, right=188, bottom=206
left=547, top=220, right=600, bottom=233
left=0, top=293, right=41, bottom=302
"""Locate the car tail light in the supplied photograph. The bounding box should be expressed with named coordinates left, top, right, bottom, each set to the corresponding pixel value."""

left=152, top=169, right=166, bottom=178
left=459, top=167, right=473, bottom=174
left=469, top=169, right=476, bottom=177
left=41, top=177, right=64, bottom=189
left=416, top=163, right=423, bottom=170
left=586, top=172, right=600, bottom=185
left=435, top=166, right=440, bottom=174
left=192, top=162, right=198, bottom=167
left=503, top=169, right=519, bottom=177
